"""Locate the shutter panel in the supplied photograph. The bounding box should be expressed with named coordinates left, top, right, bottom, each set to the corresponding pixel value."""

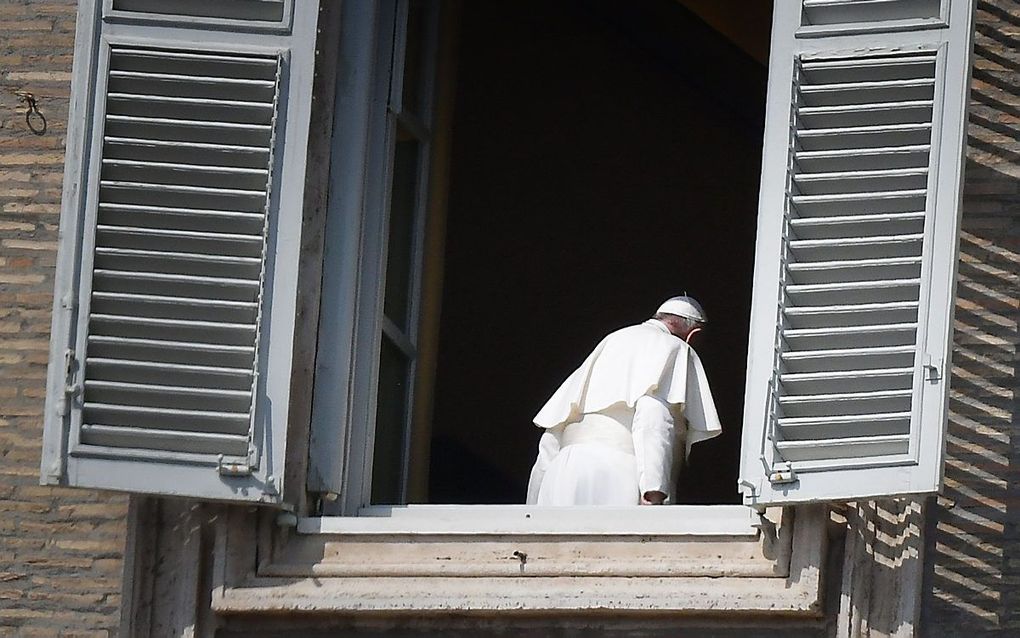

left=739, top=0, right=975, bottom=506
left=40, top=0, right=317, bottom=504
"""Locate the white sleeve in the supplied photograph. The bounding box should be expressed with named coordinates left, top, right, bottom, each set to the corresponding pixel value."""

left=632, top=394, right=676, bottom=501
left=526, top=425, right=562, bottom=505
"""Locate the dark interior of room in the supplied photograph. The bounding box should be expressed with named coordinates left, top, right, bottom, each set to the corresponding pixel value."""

left=428, top=0, right=771, bottom=504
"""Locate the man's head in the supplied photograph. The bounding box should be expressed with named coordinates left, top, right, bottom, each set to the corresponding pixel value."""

left=654, top=295, right=706, bottom=343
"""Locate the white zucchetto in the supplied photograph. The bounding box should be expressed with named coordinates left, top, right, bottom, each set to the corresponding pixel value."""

left=656, top=295, right=707, bottom=324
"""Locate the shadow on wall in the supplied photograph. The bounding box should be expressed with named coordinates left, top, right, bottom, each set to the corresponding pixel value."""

left=835, top=501, right=925, bottom=636
left=920, top=1, right=1020, bottom=633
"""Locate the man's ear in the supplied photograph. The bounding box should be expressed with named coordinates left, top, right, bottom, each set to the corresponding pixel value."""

left=685, top=327, right=702, bottom=343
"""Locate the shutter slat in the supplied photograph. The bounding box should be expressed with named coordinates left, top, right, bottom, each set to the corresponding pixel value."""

left=791, top=188, right=927, bottom=205
left=780, top=389, right=912, bottom=404
left=783, top=322, right=917, bottom=349
left=779, top=391, right=912, bottom=419
left=796, top=144, right=930, bottom=159
left=788, top=256, right=921, bottom=270
left=777, top=411, right=911, bottom=427
left=794, top=167, right=927, bottom=181
left=779, top=367, right=914, bottom=395
left=90, top=313, right=256, bottom=346
left=102, top=161, right=269, bottom=191
left=800, top=78, right=934, bottom=92
left=106, top=94, right=274, bottom=125
left=786, top=277, right=920, bottom=293
left=97, top=204, right=264, bottom=234
left=800, top=0, right=942, bottom=31
left=774, top=434, right=910, bottom=461
left=99, top=180, right=267, bottom=198
left=784, top=301, right=918, bottom=314
left=87, top=334, right=255, bottom=368
left=94, top=265, right=260, bottom=285
left=799, top=55, right=937, bottom=72
left=111, top=0, right=288, bottom=25
left=85, top=379, right=250, bottom=411
left=104, top=135, right=267, bottom=156
left=786, top=256, right=922, bottom=285
left=91, top=291, right=256, bottom=311
left=790, top=213, right=925, bottom=240
left=82, top=403, right=249, bottom=432
left=90, top=292, right=257, bottom=324
left=108, top=69, right=276, bottom=87
left=80, top=424, right=249, bottom=456
left=788, top=233, right=924, bottom=248
left=104, top=159, right=269, bottom=177
left=94, top=248, right=262, bottom=279
left=86, top=358, right=252, bottom=390
left=794, top=144, right=931, bottom=172
left=797, top=123, right=932, bottom=136
left=781, top=345, right=915, bottom=359
left=88, top=334, right=254, bottom=354
left=91, top=313, right=255, bottom=332
left=109, top=48, right=280, bottom=71
left=794, top=168, right=928, bottom=195
left=798, top=99, right=933, bottom=114
left=790, top=211, right=925, bottom=227
left=96, top=225, right=263, bottom=244
left=106, top=114, right=272, bottom=133
left=95, top=247, right=261, bottom=264
left=798, top=101, right=934, bottom=128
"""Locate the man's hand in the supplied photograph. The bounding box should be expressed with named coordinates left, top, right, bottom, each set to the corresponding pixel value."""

left=640, top=490, right=666, bottom=505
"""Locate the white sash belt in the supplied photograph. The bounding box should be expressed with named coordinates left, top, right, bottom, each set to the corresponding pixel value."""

left=561, top=409, right=634, bottom=455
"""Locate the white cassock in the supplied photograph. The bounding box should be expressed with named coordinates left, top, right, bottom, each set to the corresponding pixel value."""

left=526, top=319, right=722, bottom=506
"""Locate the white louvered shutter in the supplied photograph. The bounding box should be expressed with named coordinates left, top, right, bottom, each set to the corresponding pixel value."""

left=739, top=0, right=975, bottom=506
left=40, top=0, right=318, bottom=504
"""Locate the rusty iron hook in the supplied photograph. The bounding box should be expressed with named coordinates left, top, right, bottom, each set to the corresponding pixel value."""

left=16, top=90, right=47, bottom=135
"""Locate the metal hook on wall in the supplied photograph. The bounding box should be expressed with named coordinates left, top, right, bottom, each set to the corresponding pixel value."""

left=16, top=91, right=47, bottom=136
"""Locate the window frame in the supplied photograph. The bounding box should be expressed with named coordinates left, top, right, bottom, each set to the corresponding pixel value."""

left=306, top=0, right=762, bottom=525
left=297, top=0, right=783, bottom=550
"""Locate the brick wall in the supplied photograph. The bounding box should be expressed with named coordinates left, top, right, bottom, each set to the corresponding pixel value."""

left=0, top=2, right=127, bottom=636
left=920, top=0, right=1020, bottom=635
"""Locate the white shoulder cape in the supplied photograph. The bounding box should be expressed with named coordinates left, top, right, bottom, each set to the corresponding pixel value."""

left=533, top=320, right=722, bottom=451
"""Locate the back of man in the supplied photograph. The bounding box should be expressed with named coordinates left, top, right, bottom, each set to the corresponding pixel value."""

left=526, top=297, right=721, bottom=506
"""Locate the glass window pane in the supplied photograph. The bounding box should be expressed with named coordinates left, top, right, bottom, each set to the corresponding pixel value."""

left=401, top=0, right=426, bottom=116
left=371, top=336, right=411, bottom=504
left=383, top=126, right=420, bottom=331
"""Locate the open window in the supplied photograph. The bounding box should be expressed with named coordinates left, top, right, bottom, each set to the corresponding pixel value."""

left=41, top=0, right=976, bottom=522
left=310, top=0, right=773, bottom=519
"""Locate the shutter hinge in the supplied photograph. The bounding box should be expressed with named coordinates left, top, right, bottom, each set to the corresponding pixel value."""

left=217, top=454, right=253, bottom=477
left=768, top=462, right=797, bottom=485
left=60, top=349, right=81, bottom=416
left=924, top=355, right=942, bottom=382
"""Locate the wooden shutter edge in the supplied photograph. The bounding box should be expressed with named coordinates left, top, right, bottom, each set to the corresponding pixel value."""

left=282, top=0, right=342, bottom=512
left=41, top=0, right=105, bottom=486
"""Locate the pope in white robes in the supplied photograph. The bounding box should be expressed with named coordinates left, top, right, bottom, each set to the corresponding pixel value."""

left=526, top=296, right=722, bottom=506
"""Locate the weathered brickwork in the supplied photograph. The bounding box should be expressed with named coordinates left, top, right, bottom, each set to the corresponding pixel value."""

left=920, top=0, right=1020, bottom=635
left=0, top=2, right=127, bottom=636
